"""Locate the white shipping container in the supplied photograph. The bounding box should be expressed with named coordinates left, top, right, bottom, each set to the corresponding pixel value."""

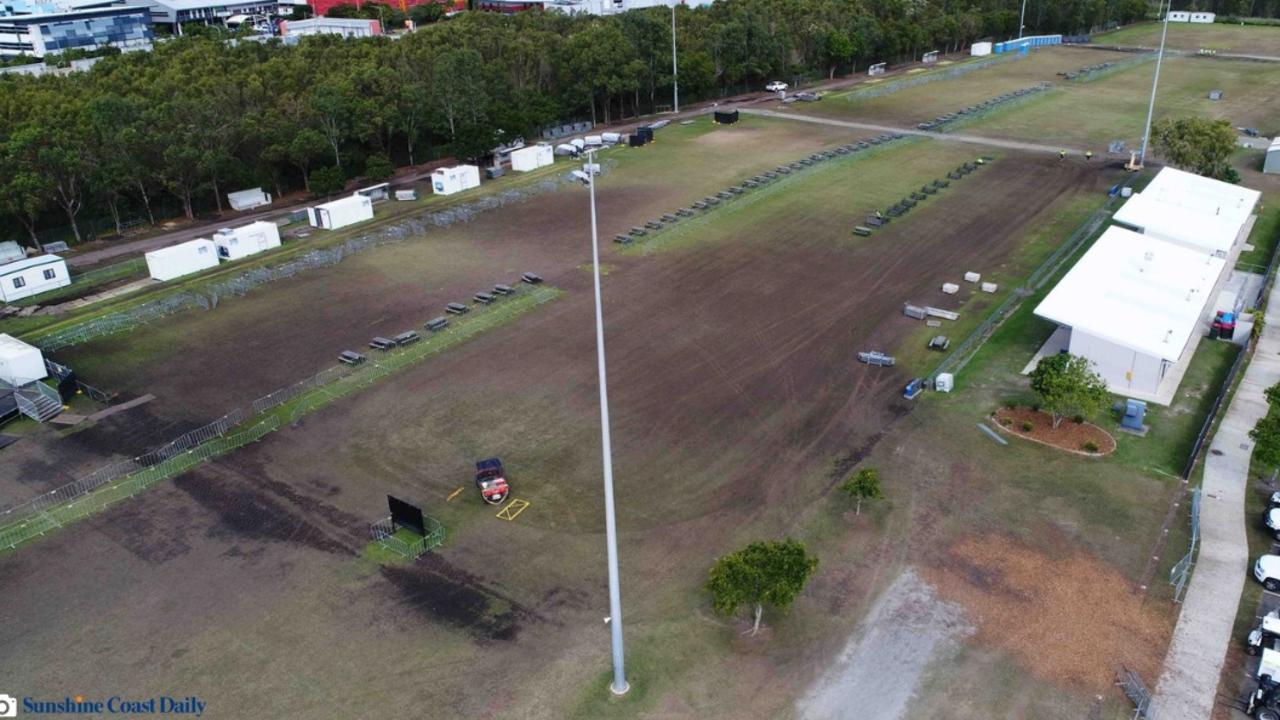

left=601, top=132, right=622, bottom=144
left=963, top=271, right=981, bottom=283
left=0, top=333, right=45, bottom=385
left=970, top=41, right=992, bottom=56
left=308, top=194, right=374, bottom=230
left=146, top=239, right=219, bottom=282
left=213, top=221, right=282, bottom=261
left=510, top=145, right=555, bottom=172
left=432, top=165, right=482, bottom=196
left=981, top=282, right=998, bottom=293
left=227, top=187, right=272, bottom=211
left=941, top=283, right=959, bottom=294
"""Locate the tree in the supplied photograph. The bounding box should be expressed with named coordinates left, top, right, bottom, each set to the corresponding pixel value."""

left=310, top=165, right=346, bottom=196
left=1252, top=414, right=1280, bottom=469
left=1152, top=116, right=1240, bottom=183
left=289, top=128, right=330, bottom=192
left=706, top=539, right=818, bottom=636
left=363, top=153, right=394, bottom=181
left=840, top=468, right=883, bottom=515
left=1029, top=353, right=1110, bottom=429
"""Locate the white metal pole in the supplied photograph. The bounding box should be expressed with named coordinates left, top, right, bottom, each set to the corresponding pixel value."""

left=587, top=150, right=629, bottom=696
left=1139, top=0, right=1172, bottom=166
left=671, top=5, right=679, bottom=114
left=1018, top=0, right=1027, bottom=38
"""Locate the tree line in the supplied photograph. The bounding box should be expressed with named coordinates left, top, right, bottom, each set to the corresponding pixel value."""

left=0, top=0, right=1152, bottom=249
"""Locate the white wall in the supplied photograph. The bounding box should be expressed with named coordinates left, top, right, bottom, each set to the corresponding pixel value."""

left=1190, top=12, right=1215, bottom=23
left=432, top=165, right=482, bottom=195
left=1068, top=329, right=1167, bottom=395
left=1167, top=10, right=1190, bottom=21
left=0, top=257, right=70, bottom=303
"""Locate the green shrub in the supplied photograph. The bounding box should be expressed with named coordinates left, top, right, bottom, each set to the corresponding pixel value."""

left=1082, top=441, right=1099, bottom=453
left=1021, top=422, right=1033, bottom=432
left=1072, top=414, right=1085, bottom=424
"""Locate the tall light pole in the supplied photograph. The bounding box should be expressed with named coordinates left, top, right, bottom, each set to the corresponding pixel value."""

left=585, top=149, right=629, bottom=696
left=1018, top=0, right=1027, bottom=38
left=1139, top=0, right=1172, bottom=166
left=670, top=4, right=679, bottom=113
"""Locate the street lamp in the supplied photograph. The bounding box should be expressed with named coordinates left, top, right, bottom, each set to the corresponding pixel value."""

left=671, top=4, right=679, bottom=113
left=583, top=149, right=629, bottom=696
left=1139, top=0, right=1173, bottom=166
left=1018, top=0, right=1027, bottom=38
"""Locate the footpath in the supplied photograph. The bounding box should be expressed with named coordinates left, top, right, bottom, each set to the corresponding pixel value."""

left=1151, top=280, right=1280, bottom=718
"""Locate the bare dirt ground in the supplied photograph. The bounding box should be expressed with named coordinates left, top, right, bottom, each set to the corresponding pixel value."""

left=0, top=128, right=1114, bottom=718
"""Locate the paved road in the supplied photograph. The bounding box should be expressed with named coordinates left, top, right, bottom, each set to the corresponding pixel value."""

left=740, top=108, right=1094, bottom=156
left=1150, top=281, right=1280, bottom=719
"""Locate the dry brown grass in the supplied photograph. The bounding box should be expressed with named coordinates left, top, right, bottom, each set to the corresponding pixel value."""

left=925, top=534, right=1171, bottom=692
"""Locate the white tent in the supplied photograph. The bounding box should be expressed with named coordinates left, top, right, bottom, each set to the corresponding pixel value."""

left=145, top=239, right=219, bottom=282
left=1034, top=226, right=1226, bottom=398
left=432, top=165, right=481, bottom=196
left=510, top=145, right=554, bottom=172
left=1265, top=137, right=1280, bottom=175
left=213, top=221, right=282, bottom=261
left=0, top=255, right=70, bottom=303
left=227, top=187, right=272, bottom=211
left=308, top=195, right=374, bottom=230
left=0, top=333, right=45, bottom=386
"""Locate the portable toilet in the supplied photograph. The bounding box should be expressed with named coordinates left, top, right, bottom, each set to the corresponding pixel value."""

left=934, top=373, right=954, bottom=393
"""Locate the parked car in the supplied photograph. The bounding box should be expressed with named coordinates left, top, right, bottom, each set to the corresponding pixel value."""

left=794, top=91, right=821, bottom=102
left=765, top=81, right=788, bottom=92
left=1255, top=554, right=1280, bottom=591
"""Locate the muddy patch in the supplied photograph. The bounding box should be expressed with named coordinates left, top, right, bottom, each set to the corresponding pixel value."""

left=380, top=556, right=533, bottom=642
left=174, top=468, right=353, bottom=557
left=797, top=568, right=973, bottom=720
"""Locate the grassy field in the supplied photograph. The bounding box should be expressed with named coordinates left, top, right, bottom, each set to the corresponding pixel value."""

left=1096, top=21, right=1280, bottom=56
left=969, top=55, right=1280, bottom=149
left=5, top=30, right=1279, bottom=718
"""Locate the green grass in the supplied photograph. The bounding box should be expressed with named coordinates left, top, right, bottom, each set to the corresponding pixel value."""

left=1240, top=201, right=1280, bottom=272
left=1096, top=21, right=1280, bottom=56
left=969, top=55, right=1280, bottom=149
left=11, top=258, right=148, bottom=307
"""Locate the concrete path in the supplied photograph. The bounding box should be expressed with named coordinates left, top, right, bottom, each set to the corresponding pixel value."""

left=1150, top=280, right=1280, bottom=719
left=740, top=108, right=1093, bottom=156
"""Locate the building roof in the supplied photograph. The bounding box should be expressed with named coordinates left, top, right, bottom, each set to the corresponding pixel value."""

left=0, top=254, right=64, bottom=278
left=1269, top=136, right=1280, bottom=153
left=1141, top=166, right=1260, bottom=230
left=315, top=194, right=370, bottom=210
left=1113, top=192, right=1242, bottom=256
left=145, top=238, right=214, bottom=260
left=1034, top=226, right=1225, bottom=362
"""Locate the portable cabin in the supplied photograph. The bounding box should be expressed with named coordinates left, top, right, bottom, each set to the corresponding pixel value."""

left=0, top=255, right=69, bottom=302
left=510, top=144, right=554, bottom=172
left=307, top=194, right=374, bottom=230
left=145, top=240, right=218, bottom=282
left=431, top=165, right=482, bottom=196
left=213, top=221, right=282, bottom=261
left=355, top=183, right=390, bottom=203
left=970, top=41, right=992, bottom=56
left=0, top=241, right=26, bottom=265
left=227, top=187, right=272, bottom=211
left=0, top=333, right=45, bottom=385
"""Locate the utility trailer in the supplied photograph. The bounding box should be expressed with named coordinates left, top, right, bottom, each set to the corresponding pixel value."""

left=475, top=457, right=511, bottom=505
left=857, top=351, right=895, bottom=367
left=425, top=317, right=449, bottom=332
left=1247, top=648, right=1280, bottom=719
left=474, top=291, right=495, bottom=305
left=369, top=337, right=396, bottom=351
left=395, top=331, right=420, bottom=346
left=446, top=302, right=470, bottom=315
left=339, top=350, right=366, bottom=366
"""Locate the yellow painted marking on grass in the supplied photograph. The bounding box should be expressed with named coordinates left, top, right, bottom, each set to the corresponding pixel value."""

left=446, top=486, right=464, bottom=502
left=496, top=499, right=530, bottom=521
left=907, top=68, right=926, bottom=74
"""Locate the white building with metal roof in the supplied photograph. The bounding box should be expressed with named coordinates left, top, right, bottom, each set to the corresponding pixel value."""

left=1033, top=226, right=1226, bottom=399
left=0, top=254, right=69, bottom=302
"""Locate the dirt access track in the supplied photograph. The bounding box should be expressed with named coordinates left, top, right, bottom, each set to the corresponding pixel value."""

left=1, top=124, right=1108, bottom=718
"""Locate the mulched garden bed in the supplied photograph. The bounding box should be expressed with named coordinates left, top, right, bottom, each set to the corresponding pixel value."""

left=990, top=407, right=1116, bottom=457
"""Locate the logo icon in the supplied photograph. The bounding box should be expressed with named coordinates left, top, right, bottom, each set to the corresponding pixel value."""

left=0, top=693, right=17, bottom=717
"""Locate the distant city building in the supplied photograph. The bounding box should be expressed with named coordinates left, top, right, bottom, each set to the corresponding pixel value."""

left=476, top=0, right=709, bottom=15
left=122, top=0, right=282, bottom=31
left=304, top=0, right=440, bottom=19
left=279, top=15, right=378, bottom=37
left=0, top=0, right=151, bottom=57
